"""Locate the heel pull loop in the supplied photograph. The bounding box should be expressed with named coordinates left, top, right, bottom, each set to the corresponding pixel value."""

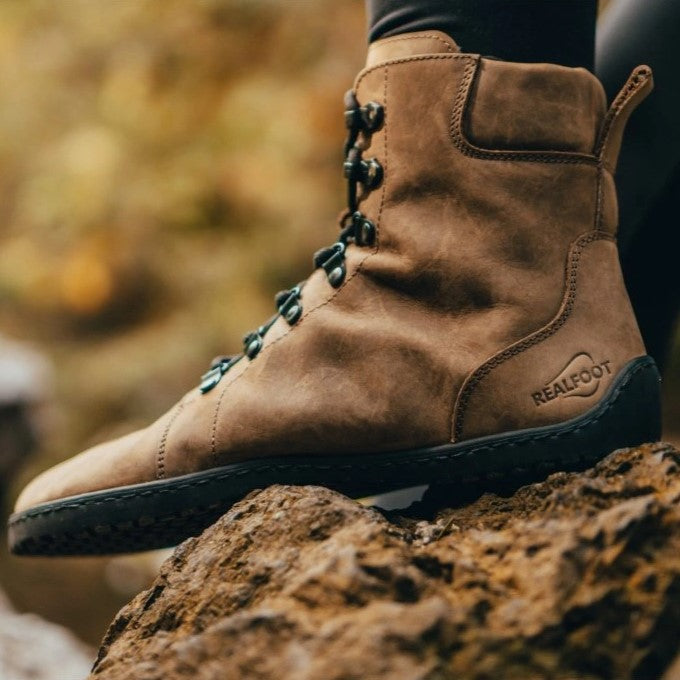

left=595, top=65, right=653, bottom=173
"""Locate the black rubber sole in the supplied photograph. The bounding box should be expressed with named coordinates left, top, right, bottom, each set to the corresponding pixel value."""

left=8, top=356, right=661, bottom=556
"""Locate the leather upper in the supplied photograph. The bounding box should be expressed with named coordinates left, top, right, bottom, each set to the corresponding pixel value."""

left=15, top=32, right=651, bottom=513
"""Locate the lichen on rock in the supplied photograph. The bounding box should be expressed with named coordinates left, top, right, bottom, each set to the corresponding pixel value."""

left=92, top=443, right=680, bottom=680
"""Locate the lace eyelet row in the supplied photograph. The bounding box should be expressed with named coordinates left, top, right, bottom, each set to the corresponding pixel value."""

left=199, top=95, right=384, bottom=393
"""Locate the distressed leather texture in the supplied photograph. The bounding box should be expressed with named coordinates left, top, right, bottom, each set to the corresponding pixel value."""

left=452, top=235, right=645, bottom=440
left=466, top=59, right=606, bottom=153
left=15, top=32, right=652, bottom=512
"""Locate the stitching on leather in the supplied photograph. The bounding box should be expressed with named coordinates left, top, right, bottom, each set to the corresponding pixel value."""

left=375, top=65, right=388, bottom=246
left=209, top=66, right=390, bottom=458
left=157, top=401, right=185, bottom=480
left=449, top=57, right=599, bottom=166
left=452, top=231, right=615, bottom=442
left=211, top=383, right=224, bottom=460
left=594, top=66, right=651, bottom=158
left=371, top=33, right=456, bottom=53
left=594, top=165, right=604, bottom=232
left=355, top=53, right=469, bottom=91
left=9, top=357, right=654, bottom=526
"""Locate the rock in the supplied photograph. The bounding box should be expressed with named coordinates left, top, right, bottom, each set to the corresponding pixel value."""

left=0, top=588, right=94, bottom=680
left=91, top=443, right=680, bottom=680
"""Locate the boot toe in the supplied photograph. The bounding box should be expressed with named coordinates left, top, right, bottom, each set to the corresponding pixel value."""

left=14, top=428, right=155, bottom=513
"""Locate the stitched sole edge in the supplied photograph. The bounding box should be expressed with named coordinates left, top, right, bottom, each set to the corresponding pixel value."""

left=8, top=356, right=661, bottom=556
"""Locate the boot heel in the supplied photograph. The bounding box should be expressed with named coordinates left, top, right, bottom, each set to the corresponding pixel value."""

left=444, top=355, right=662, bottom=482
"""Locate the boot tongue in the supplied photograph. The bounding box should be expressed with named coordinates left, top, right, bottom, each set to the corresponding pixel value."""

left=366, top=30, right=460, bottom=67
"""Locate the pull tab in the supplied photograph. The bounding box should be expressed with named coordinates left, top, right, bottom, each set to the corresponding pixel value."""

left=596, top=65, right=653, bottom=172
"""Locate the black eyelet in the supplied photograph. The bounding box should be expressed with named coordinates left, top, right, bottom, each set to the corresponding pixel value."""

left=344, top=89, right=359, bottom=111
left=328, top=265, right=346, bottom=287
left=275, top=285, right=300, bottom=307
left=200, top=365, right=224, bottom=393
left=278, top=286, right=303, bottom=325
left=284, top=303, right=302, bottom=324
left=315, top=242, right=345, bottom=268
left=361, top=102, right=384, bottom=132
left=200, top=356, right=238, bottom=393
left=360, top=158, right=383, bottom=189
left=315, top=242, right=347, bottom=287
left=245, top=334, right=263, bottom=359
left=343, top=148, right=362, bottom=181
left=274, top=289, right=291, bottom=307
left=351, top=212, right=376, bottom=246
left=359, top=218, right=376, bottom=246
left=314, top=245, right=337, bottom=268
left=344, top=108, right=362, bottom=130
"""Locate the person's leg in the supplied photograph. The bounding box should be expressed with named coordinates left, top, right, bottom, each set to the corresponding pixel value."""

left=596, top=0, right=680, bottom=372
left=367, top=0, right=597, bottom=69
left=596, top=0, right=680, bottom=250
left=616, top=169, right=680, bottom=373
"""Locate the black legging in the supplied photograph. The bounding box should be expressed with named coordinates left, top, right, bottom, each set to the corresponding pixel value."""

left=367, top=0, right=680, bottom=372
left=368, top=0, right=598, bottom=70
left=597, top=0, right=680, bottom=373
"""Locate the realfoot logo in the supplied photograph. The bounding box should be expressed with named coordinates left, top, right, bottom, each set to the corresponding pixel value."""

left=532, top=352, right=612, bottom=407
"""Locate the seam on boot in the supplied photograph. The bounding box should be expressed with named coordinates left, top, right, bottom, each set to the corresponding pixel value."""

left=594, top=72, right=644, bottom=156
left=596, top=165, right=622, bottom=236
left=370, top=33, right=457, bottom=53
left=157, top=400, right=186, bottom=480
left=355, top=53, right=469, bottom=91
left=209, top=66, right=390, bottom=461
left=451, top=231, right=614, bottom=442
left=594, top=164, right=604, bottom=232
left=594, top=65, right=653, bottom=171
left=449, top=57, right=600, bottom=166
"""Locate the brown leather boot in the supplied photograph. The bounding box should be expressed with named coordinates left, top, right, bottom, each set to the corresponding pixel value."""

left=9, top=32, right=661, bottom=556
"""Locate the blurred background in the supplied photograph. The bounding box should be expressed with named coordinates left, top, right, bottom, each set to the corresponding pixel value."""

left=0, top=0, right=366, bottom=653
left=0, top=0, right=677, bottom=662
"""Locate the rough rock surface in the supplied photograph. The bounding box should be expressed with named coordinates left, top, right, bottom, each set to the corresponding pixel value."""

left=92, top=443, right=680, bottom=680
left=0, top=588, right=93, bottom=680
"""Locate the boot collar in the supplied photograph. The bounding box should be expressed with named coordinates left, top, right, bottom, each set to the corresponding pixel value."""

left=366, top=30, right=460, bottom=68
